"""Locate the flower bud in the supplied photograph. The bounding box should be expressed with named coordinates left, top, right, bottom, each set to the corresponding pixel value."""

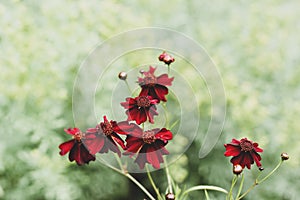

left=281, top=152, right=289, bottom=161
left=139, top=69, right=145, bottom=74
left=165, top=193, right=175, bottom=200
left=118, top=72, right=127, bottom=80
left=233, top=164, right=243, bottom=175
left=158, top=52, right=175, bottom=65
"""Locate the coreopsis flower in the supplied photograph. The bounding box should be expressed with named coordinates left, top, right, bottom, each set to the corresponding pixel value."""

left=59, top=128, right=95, bottom=166
left=83, top=116, right=134, bottom=157
left=120, top=95, right=158, bottom=125
left=158, top=51, right=175, bottom=65
left=123, top=125, right=173, bottom=169
left=224, top=138, right=263, bottom=169
left=138, top=66, right=174, bottom=102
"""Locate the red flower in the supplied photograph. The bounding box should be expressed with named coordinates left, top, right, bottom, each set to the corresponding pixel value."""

left=59, top=128, right=95, bottom=166
left=82, top=116, right=135, bottom=157
left=224, top=138, right=263, bottom=169
left=138, top=66, right=174, bottom=102
left=158, top=52, right=175, bottom=65
left=120, top=96, right=158, bottom=125
left=123, top=125, right=173, bottom=169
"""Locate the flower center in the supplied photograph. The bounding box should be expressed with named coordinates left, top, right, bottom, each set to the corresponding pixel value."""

left=73, top=131, right=84, bottom=142
left=143, top=74, right=157, bottom=85
left=142, top=130, right=156, bottom=144
left=101, top=122, right=114, bottom=136
left=136, top=96, right=151, bottom=108
left=240, top=140, right=253, bottom=152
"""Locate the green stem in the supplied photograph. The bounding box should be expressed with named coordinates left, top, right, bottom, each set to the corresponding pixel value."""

left=98, top=156, right=156, bottom=200
left=146, top=165, right=163, bottom=200
left=238, top=160, right=283, bottom=199
left=204, top=189, right=210, bottom=200
left=258, top=160, right=283, bottom=184
left=164, top=158, right=173, bottom=194
left=235, top=174, right=244, bottom=200
left=126, top=173, right=156, bottom=200
left=226, top=175, right=238, bottom=200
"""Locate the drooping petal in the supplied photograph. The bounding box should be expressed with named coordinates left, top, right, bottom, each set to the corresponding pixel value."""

left=157, top=74, right=174, bottom=86
left=69, top=143, right=81, bottom=165
left=231, top=154, right=245, bottom=168
left=153, top=85, right=169, bottom=102
left=251, top=151, right=262, bottom=167
left=59, top=139, right=75, bottom=156
left=80, top=144, right=96, bottom=164
left=146, top=146, right=161, bottom=169
left=135, top=108, right=147, bottom=125
left=111, top=133, right=126, bottom=150
left=253, top=143, right=263, bottom=152
left=139, top=86, right=149, bottom=97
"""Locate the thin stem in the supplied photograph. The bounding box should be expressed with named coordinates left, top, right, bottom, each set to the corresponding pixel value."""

left=146, top=165, right=163, bottom=200
left=235, top=174, right=244, bottom=200
left=204, top=189, right=210, bottom=200
left=164, top=157, right=173, bottom=194
left=114, top=154, right=124, bottom=173
left=125, top=80, right=132, bottom=94
left=126, top=173, right=156, bottom=200
left=258, top=160, right=283, bottom=184
left=168, top=65, right=170, bottom=74
left=161, top=103, right=169, bottom=128
left=227, top=175, right=238, bottom=200
left=98, top=156, right=156, bottom=200
left=238, top=160, right=283, bottom=199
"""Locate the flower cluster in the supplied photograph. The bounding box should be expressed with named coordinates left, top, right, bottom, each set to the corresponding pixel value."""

left=59, top=52, right=175, bottom=169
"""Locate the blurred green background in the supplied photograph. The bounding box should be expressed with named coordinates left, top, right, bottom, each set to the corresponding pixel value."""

left=1, top=0, right=300, bottom=199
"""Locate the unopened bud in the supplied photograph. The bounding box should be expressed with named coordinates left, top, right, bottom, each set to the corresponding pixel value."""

left=281, top=152, right=289, bottom=161
left=158, top=52, right=175, bottom=65
left=165, top=193, right=175, bottom=200
left=139, top=69, right=145, bottom=74
left=233, top=164, right=243, bottom=175
left=118, top=72, right=127, bottom=80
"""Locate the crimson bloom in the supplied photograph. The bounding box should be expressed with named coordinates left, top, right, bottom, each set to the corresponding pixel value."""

left=83, top=116, right=135, bottom=157
left=120, top=95, right=158, bottom=125
left=123, top=125, right=173, bottom=169
left=224, top=138, right=263, bottom=169
left=138, top=66, right=174, bottom=102
left=59, top=128, right=95, bottom=166
left=158, top=51, right=175, bottom=65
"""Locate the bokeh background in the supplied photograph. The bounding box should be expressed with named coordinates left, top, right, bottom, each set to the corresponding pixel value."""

left=1, top=0, right=300, bottom=199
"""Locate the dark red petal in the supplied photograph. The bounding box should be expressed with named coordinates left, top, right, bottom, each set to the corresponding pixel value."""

left=230, top=138, right=241, bottom=145
left=154, top=85, right=168, bottom=102
left=230, top=154, right=245, bottom=169
left=105, top=136, right=121, bottom=157
left=251, top=151, right=262, bottom=167
left=83, top=134, right=105, bottom=155
left=120, top=97, right=136, bottom=109
left=155, top=128, right=173, bottom=142
left=125, top=138, right=144, bottom=154
left=69, top=143, right=82, bottom=165
left=115, top=121, right=142, bottom=137
left=86, top=127, right=98, bottom=133
left=59, top=139, right=75, bottom=156
left=131, top=108, right=146, bottom=125
left=224, top=144, right=241, bottom=157
left=111, top=133, right=126, bottom=150
left=146, top=146, right=161, bottom=169
left=253, top=143, right=263, bottom=152
left=157, top=74, right=174, bottom=86
left=139, top=87, right=149, bottom=97
left=135, top=153, right=147, bottom=169
left=64, top=128, right=80, bottom=135
left=242, top=153, right=254, bottom=169
left=80, top=144, right=96, bottom=164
